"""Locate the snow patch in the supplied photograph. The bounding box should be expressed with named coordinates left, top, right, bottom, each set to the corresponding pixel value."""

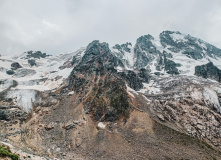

left=209, top=57, right=221, bottom=70
left=151, top=36, right=164, bottom=51
left=98, top=122, right=106, bottom=129
left=142, top=95, right=151, bottom=102
left=169, top=49, right=209, bottom=76
left=0, top=79, right=14, bottom=92
left=68, top=91, right=74, bottom=96
left=139, top=82, right=161, bottom=94
left=6, top=89, right=37, bottom=112
left=128, top=91, right=135, bottom=98
left=203, top=87, right=220, bottom=113
left=170, top=33, right=187, bottom=43
left=190, top=88, right=203, bottom=100
left=148, top=58, right=158, bottom=73
left=123, top=46, right=135, bottom=68
left=126, top=85, right=138, bottom=96
left=115, top=66, right=124, bottom=72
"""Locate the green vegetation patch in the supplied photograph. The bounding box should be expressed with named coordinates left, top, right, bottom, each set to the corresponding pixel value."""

left=0, top=145, right=20, bottom=160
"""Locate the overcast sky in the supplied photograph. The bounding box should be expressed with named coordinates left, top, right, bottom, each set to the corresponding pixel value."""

left=0, top=0, right=221, bottom=55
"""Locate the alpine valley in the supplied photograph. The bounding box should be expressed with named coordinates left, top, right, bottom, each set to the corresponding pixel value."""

left=0, top=31, right=221, bottom=160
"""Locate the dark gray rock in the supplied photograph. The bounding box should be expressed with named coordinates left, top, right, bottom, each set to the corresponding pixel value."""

left=113, top=42, right=132, bottom=53
left=6, top=70, right=15, bottom=75
left=195, top=62, right=221, bottom=82
left=134, top=34, right=158, bottom=69
left=25, top=51, right=50, bottom=59
left=28, top=59, right=36, bottom=66
left=118, top=71, right=143, bottom=90
left=164, top=55, right=181, bottom=75
left=0, top=107, right=27, bottom=121
left=11, top=62, right=22, bottom=70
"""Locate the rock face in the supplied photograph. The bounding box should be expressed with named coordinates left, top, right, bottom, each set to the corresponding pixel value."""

left=69, top=40, right=150, bottom=121
left=0, top=107, right=27, bottom=121
left=163, top=55, right=181, bottom=75
left=195, top=62, right=221, bottom=82
left=142, top=76, right=221, bottom=149
left=134, top=35, right=158, bottom=69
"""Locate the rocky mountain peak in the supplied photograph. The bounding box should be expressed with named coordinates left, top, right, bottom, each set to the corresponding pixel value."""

left=77, top=40, right=125, bottom=71
left=159, top=30, right=221, bottom=60
left=68, top=40, right=151, bottom=122
left=69, top=41, right=131, bottom=121
left=84, top=40, right=111, bottom=56
left=133, top=34, right=159, bottom=69
left=137, top=34, right=154, bottom=42
left=160, top=30, right=184, bottom=47
left=113, top=42, right=132, bottom=53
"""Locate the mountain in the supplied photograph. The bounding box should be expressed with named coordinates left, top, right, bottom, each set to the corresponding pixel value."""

left=0, top=31, right=221, bottom=160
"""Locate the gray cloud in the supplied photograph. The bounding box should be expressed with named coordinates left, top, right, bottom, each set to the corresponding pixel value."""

left=0, top=0, right=221, bottom=55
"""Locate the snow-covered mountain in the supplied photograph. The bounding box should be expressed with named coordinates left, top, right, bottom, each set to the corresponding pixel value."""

left=0, top=49, right=85, bottom=91
left=112, top=31, right=221, bottom=75
left=1, top=31, right=220, bottom=112
left=1, top=31, right=221, bottom=159
left=0, top=48, right=86, bottom=111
